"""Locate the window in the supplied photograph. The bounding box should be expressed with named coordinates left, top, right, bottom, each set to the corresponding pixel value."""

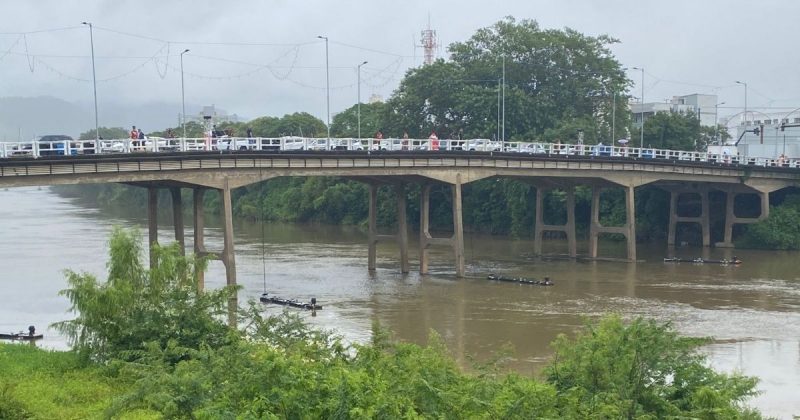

left=755, top=120, right=762, bottom=124
left=773, top=119, right=779, bottom=124
left=794, top=118, right=800, bottom=123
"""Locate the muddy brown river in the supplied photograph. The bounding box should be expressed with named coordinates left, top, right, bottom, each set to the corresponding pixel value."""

left=1, top=187, right=798, bottom=418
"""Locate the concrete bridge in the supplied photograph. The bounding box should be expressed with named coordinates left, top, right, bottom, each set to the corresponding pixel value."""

left=3, top=150, right=799, bottom=320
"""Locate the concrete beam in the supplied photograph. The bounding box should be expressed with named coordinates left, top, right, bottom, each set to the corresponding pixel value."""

left=170, top=187, right=185, bottom=255
left=147, top=186, right=158, bottom=269
left=219, top=180, right=237, bottom=328
left=193, top=188, right=206, bottom=291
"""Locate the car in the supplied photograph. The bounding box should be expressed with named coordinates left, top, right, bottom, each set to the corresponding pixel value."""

left=36, top=135, right=80, bottom=156
left=592, top=144, right=612, bottom=157
left=464, top=139, right=502, bottom=151
left=518, top=143, right=547, bottom=154
left=218, top=137, right=258, bottom=151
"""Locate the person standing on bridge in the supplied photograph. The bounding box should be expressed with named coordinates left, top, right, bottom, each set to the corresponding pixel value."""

left=429, top=131, right=439, bottom=151
left=130, top=126, right=140, bottom=150
left=373, top=130, right=384, bottom=150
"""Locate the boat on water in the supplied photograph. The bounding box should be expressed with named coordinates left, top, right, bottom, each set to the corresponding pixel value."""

left=259, top=293, right=322, bottom=310
left=663, top=257, right=742, bottom=265
left=487, top=274, right=554, bottom=286
left=0, top=333, right=43, bottom=341
left=0, top=326, right=42, bottom=341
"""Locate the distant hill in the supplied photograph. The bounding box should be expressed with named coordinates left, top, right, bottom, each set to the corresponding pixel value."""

left=0, top=96, right=227, bottom=140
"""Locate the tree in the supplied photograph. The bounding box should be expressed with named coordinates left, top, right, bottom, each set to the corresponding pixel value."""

left=636, top=110, right=704, bottom=150
left=78, top=127, right=128, bottom=140
left=52, top=227, right=236, bottom=363
left=545, top=315, right=761, bottom=419
left=331, top=101, right=386, bottom=138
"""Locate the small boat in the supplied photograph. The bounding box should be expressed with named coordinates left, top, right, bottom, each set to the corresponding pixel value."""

left=259, top=292, right=322, bottom=310
left=0, top=332, right=43, bottom=341
left=487, top=274, right=554, bottom=286
left=663, top=257, right=742, bottom=265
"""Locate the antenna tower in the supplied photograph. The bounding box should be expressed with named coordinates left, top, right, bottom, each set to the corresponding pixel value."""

left=419, top=17, right=438, bottom=65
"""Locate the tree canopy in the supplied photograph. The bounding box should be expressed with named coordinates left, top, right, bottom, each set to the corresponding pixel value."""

left=380, top=17, right=630, bottom=142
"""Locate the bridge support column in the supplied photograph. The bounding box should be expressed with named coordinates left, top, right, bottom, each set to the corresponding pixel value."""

left=716, top=190, right=770, bottom=248
left=396, top=183, right=410, bottom=273
left=625, top=185, right=636, bottom=261
left=220, top=180, right=237, bottom=328
left=667, top=189, right=711, bottom=247
left=588, top=185, right=637, bottom=261
left=419, top=176, right=465, bottom=278
left=589, top=187, right=600, bottom=258
left=368, top=184, right=378, bottom=271
left=533, top=186, right=576, bottom=257
left=193, top=188, right=206, bottom=291
left=367, top=183, right=410, bottom=273
left=170, top=187, right=185, bottom=255
left=452, top=175, right=465, bottom=277
left=147, top=186, right=158, bottom=269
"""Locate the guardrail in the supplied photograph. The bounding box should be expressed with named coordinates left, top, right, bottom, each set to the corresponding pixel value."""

left=1, top=137, right=798, bottom=169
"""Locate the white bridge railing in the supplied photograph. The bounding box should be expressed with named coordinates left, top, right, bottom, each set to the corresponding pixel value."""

left=0, top=137, right=797, bottom=169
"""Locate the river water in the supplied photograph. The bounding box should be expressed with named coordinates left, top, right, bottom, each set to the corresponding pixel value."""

left=1, top=187, right=798, bottom=418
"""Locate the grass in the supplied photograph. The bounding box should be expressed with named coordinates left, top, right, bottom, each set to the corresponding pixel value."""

left=0, top=343, right=156, bottom=419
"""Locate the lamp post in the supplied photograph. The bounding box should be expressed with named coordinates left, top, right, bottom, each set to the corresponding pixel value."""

left=735, top=80, right=748, bottom=127
left=317, top=36, right=330, bottom=144
left=612, top=92, right=616, bottom=142
left=714, top=101, right=725, bottom=144
left=357, top=61, right=367, bottom=139
left=632, top=67, right=645, bottom=148
left=81, top=22, right=99, bottom=144
left=180, top=49, right=189, bottom=139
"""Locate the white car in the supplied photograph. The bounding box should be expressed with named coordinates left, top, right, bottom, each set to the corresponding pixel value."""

left=518, top=143, right=547, bottom=154
left=464, top=139, right=502, bottom=151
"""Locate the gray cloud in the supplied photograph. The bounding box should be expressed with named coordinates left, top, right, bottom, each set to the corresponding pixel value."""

left=1, top=0, right=798, bottom=135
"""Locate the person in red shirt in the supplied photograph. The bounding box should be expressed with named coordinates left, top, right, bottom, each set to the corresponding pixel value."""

left=429, top=131, right=439, bottom=151
left=130, top=125, right=139, bottom=148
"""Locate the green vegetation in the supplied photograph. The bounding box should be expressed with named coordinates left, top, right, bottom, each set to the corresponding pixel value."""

left=737, top=194, right=800, bottom=250
left=0, top=229, right=764, bottom=418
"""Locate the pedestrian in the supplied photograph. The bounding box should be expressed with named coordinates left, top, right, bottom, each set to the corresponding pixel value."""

left=130, top=125, right=139, bottom=149
left=402, top=130, right=409, bottom=150
left=247, top=127, right=253, bottom=138
left=429, top=131, right=439, bottom=151
left=374, top=130, right=384, bottom=150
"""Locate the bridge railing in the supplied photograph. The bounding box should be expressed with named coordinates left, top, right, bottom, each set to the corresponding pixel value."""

left=1, top=137, right=798, bottom=169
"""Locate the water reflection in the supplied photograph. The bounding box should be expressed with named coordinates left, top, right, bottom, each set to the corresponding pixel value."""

left=0, top=187, right=798, bottom=418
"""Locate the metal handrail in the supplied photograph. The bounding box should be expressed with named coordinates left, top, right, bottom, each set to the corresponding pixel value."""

left=0, top=137, right=797, bottom=169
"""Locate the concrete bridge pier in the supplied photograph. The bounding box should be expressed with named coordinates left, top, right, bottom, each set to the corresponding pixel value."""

left=533, top=186, right=577, bottom=258
left=367, top=183, right=410, bottom=273
left=419, top=175, right=465, bottom=277
left=191, top=184, right=237, bottom=327
left=147, top=187, right=159, bottom=269
left=667, top=188, right=711, bottom=247
left=716, top=189, right=770, bottom=248
left=170, top=187, right=185, bottom=255
left=588, top=185, right=637, bottom=261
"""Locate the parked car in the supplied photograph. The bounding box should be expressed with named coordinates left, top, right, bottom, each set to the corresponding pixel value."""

left=464, top=139, right=502, bottom=151
left=36, top=135, right=79, bottom=156
left=218, top=137, right=258, bottom=151
left=518, top=143, right=547, bottom=154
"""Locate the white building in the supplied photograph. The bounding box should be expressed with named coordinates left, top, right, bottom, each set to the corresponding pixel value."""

left=631, top=93, right=718, bottom=127
left=733, top=111, right=800, bottom=159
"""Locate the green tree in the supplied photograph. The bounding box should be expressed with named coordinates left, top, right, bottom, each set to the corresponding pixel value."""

left=545, top=315, right=760, bottom=419
left=331, top=101, right=387, bottom=138
left=52, top=227, right=236, bottom=363
left=637, top=110, right=704, bottom=150
left=78, top=126, right=128, bottom=140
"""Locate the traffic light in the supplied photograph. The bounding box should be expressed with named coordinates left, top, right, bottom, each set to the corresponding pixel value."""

left=781, top=123, right=785, bottom=132
left=753, top=127, right=760, bottom=135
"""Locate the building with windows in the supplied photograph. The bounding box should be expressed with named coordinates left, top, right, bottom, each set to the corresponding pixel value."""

left=732, top=110, right=800, bottom=159
left=631, top=93, right=718, bottom=127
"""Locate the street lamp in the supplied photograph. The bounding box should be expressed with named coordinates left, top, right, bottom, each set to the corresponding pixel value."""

left=357, top=60, right=367, bottom=139
left=714, top=101, right=725, bottom=144
left=180, top=49, right=190, bottom=139
left=735, top=80, right=748, bottom=127
left=317, top=36, right=330, bottom=144
left=632, top=67, right=645, bottom=148
left=82, top=22, right=99, bottom=144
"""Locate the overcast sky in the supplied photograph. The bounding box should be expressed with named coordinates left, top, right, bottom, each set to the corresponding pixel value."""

left=2, top=0, right=799, bottom=127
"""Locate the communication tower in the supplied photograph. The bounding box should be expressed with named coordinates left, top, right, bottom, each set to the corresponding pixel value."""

left=419, top=19, right=439, bottom=65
